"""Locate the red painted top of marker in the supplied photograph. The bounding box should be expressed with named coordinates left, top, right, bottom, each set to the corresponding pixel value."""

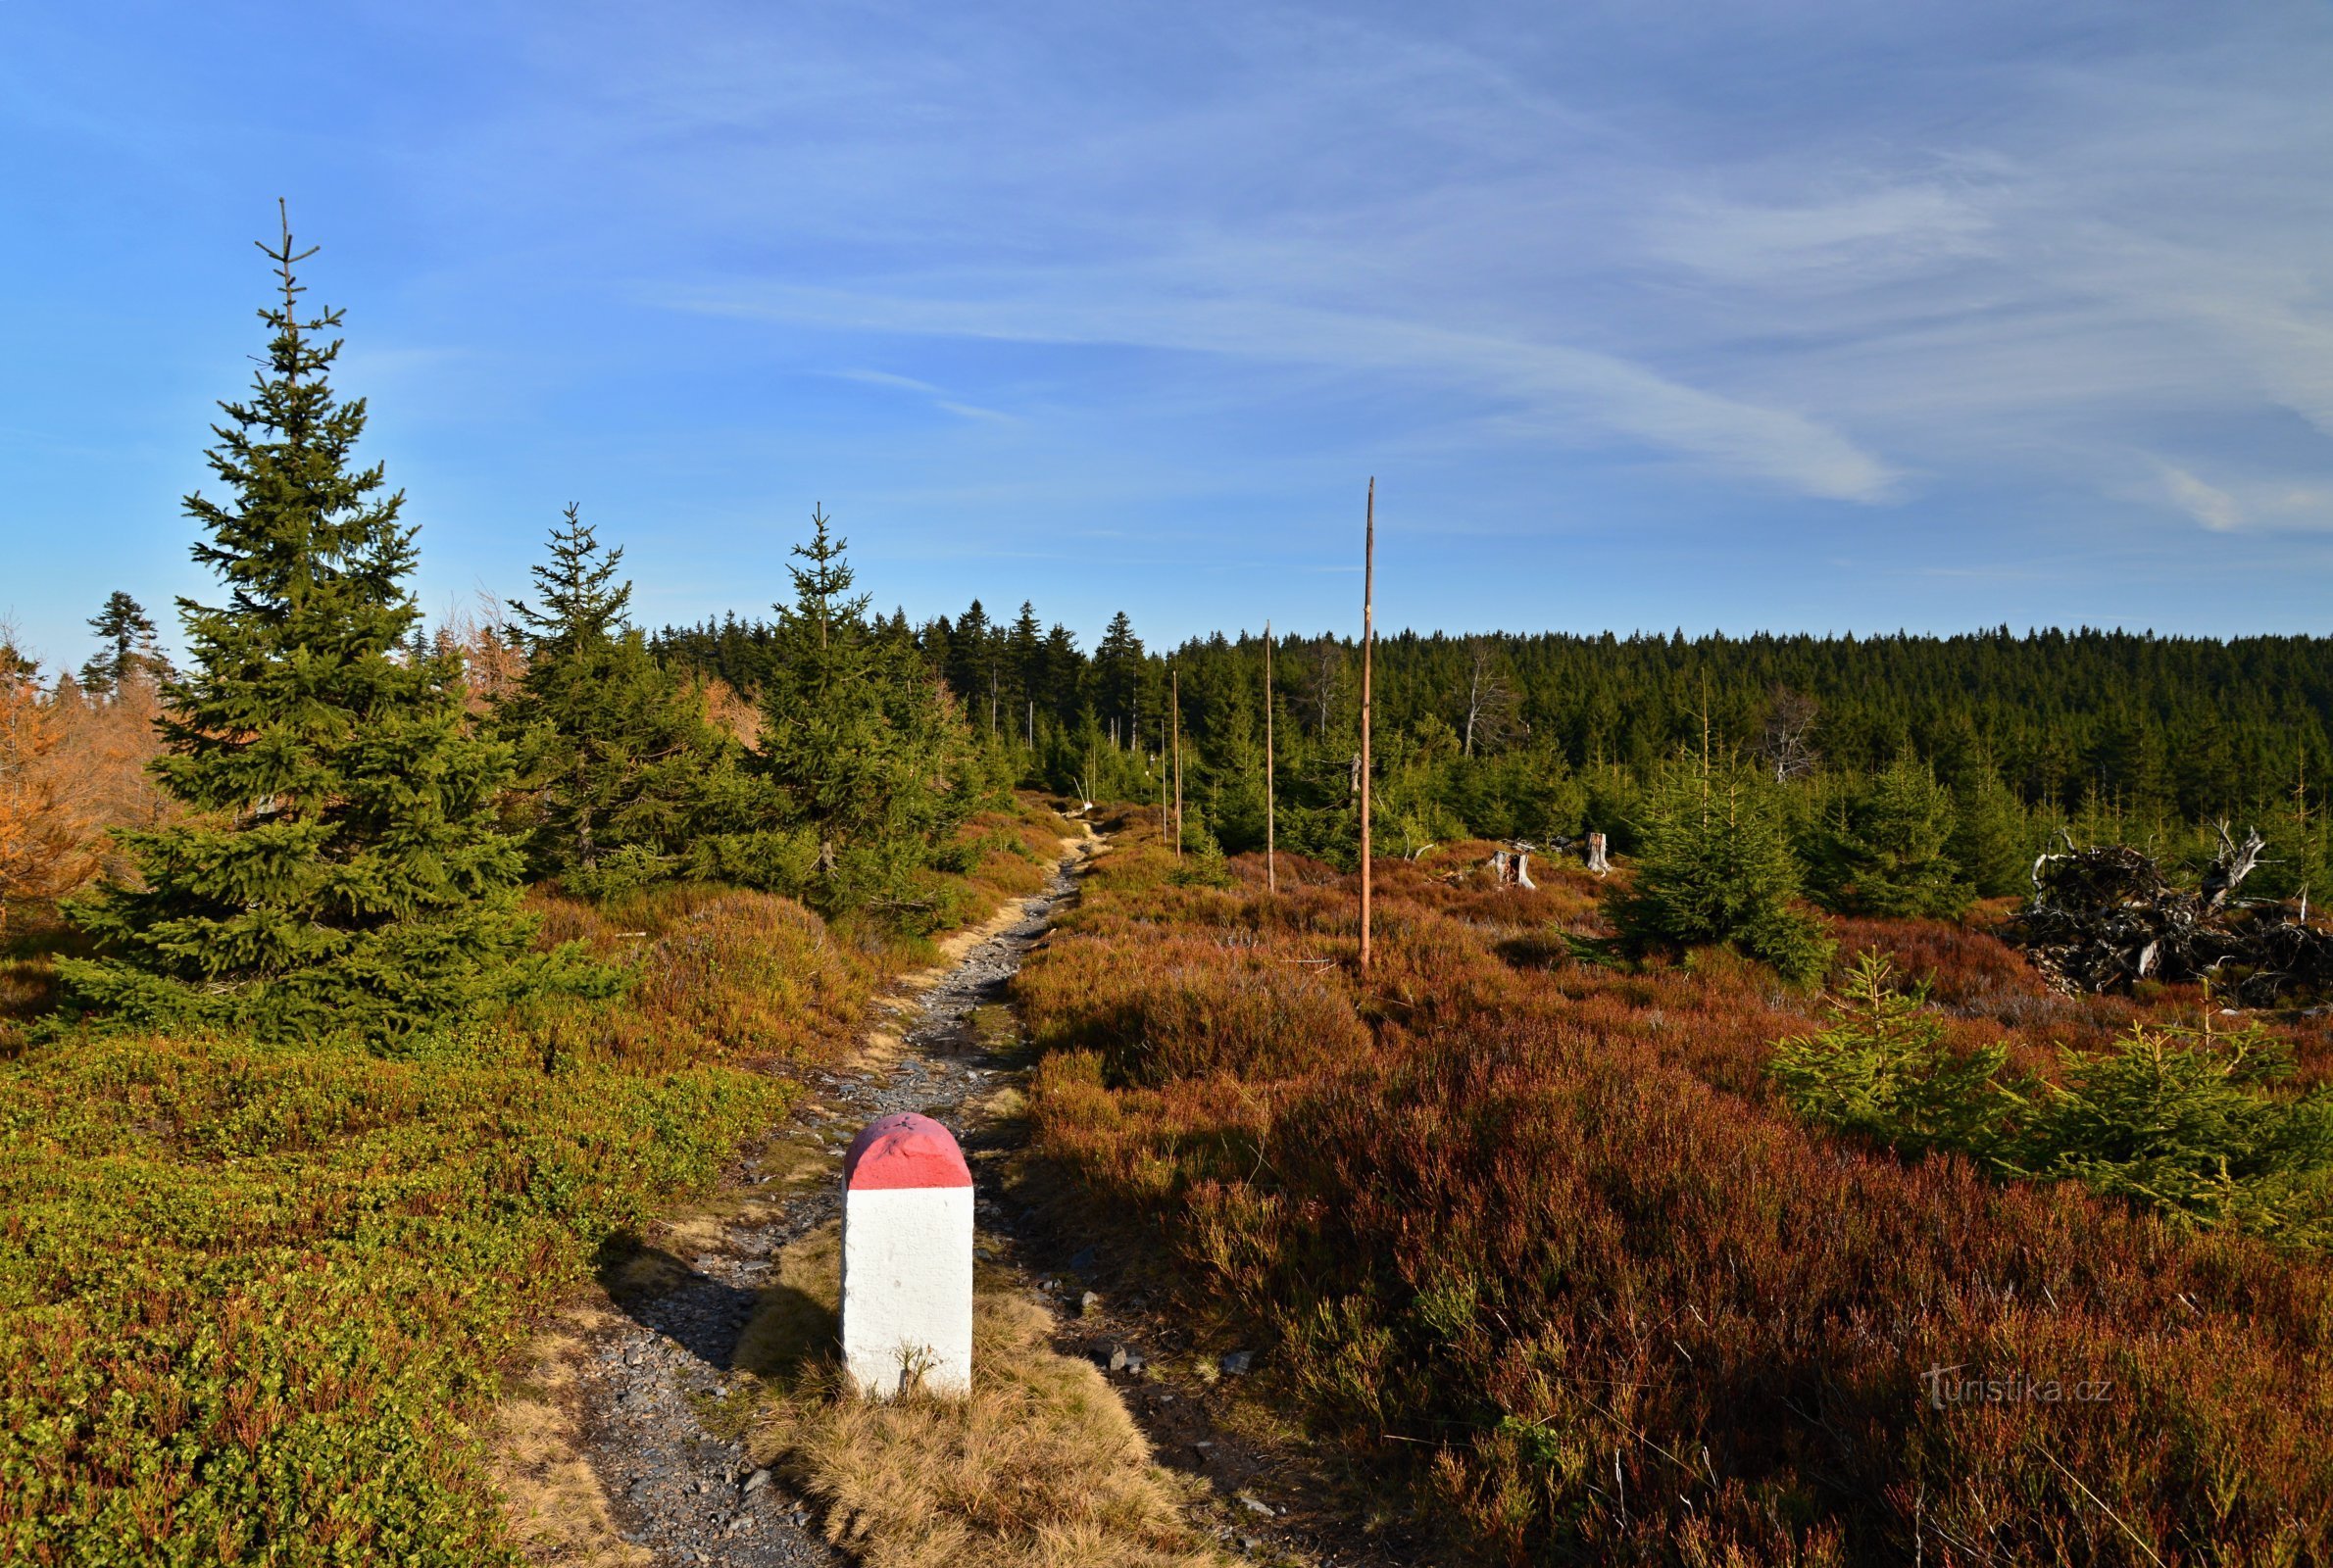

left=843, top=1112, right=973, bottom=1191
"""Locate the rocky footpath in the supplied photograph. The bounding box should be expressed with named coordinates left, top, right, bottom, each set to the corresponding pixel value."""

left=521, top=833, right=1407, bottom=1568
left=557, top=849, right=1088, bottom=1566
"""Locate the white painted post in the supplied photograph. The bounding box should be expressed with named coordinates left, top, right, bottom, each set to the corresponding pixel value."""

left=840, top=1112, right=974, bottom=1398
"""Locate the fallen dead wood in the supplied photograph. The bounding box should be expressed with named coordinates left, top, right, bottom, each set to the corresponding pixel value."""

left=2004, top=824, right=2333, bottom=1004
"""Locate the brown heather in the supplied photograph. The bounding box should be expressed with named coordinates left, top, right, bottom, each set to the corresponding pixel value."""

left=1016, top=809, right=2333, bottom=1566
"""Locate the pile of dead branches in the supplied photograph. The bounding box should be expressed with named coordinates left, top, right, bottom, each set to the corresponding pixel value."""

left=2004, top=825, right=2333, bottom=1004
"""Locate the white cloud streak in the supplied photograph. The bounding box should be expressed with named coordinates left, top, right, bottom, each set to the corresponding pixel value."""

left=679, top=284, right=1898, bottom=501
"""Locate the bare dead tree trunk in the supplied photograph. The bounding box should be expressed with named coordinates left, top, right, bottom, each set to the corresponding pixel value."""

left=1360, top=477, right=1375, bottom=973
left=1170, top=663, right=1183, bottom=863
left=1464, top=659, right=1480, bottom=759
left=1584, top=831, right=1610, bottom=875
left=1757, top=684, right=1820, bottom=784
left=1311, top=642, right=1339, bottom=737
left=1265, top=619, right=1276, bottom=895
left=1459, top=636, right=1521, bottom=759
left=2201, top=821, right=2267, bottom=912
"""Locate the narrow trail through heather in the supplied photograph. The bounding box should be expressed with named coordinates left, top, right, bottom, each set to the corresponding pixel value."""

left=520, top=837, right=1099, bottom=1567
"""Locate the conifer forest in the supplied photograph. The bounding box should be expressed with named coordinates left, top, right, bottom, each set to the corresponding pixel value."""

left=9, top=16, right=2333, bottom=1565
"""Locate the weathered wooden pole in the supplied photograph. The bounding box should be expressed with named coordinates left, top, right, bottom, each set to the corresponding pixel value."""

left=1360, top=478, right=1375, bottom=973
left=840, top=1112, right=973, bottom=1397
left=1264, top=620, right=1276, bottom=895
left=1170, top=663, right=1184, bottom=861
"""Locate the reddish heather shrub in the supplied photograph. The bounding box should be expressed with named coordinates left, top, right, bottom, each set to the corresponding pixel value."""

left=1018, top=925, right=1367, bottom=1085
left=1020, top=808, right=2333, bottom=1565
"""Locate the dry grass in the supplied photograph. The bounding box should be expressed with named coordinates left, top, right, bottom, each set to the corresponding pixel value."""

left=740, top=1225, right=1226, bottom=1568
left=491, top=1303, right=653, bottom=1567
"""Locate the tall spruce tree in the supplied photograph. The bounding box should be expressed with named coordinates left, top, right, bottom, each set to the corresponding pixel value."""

left=1946, top=759, right=2033, bottom=898
left=756, top=509, right=974, bottom=914
left=944, top=599, right=997, bottom=735
left=1093, top=611, right=1144, bottom=745
left=1810, top=749, right=1974, bottom=918
left=502, top=506, right=753, bottom=897
left=1008, top=601, right=1044, bottom=745
left=61, top=210, right=546, bottom=1039
left=1612, top=758, right=1834, bottom=983
left=79, top=592, right=165, bottom=698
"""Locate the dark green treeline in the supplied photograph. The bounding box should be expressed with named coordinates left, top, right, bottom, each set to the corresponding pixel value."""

left=661, top=613, right=2333, bottom=892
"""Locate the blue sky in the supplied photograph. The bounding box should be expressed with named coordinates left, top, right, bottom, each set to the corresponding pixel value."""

left=6, top=1, right=2333, bottom=671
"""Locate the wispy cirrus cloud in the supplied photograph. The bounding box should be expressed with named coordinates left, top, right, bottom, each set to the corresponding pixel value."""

left=831, top=368, right=1016, bottom=424
left=678, top=283, right=1899, bottom=502
left=2155, top=461, right=2333, bottom=534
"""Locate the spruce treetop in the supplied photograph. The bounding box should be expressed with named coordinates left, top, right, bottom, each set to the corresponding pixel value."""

left=80, top=592, right=163, bottom=697
left=511, top=504, right=633, bottom=653
left=782, top=506, right=867, bottom=656
left=186, top=203, right=414, bottom=647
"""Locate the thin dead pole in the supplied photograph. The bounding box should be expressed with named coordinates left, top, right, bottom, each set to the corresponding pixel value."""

left=1170, top=663, right=1184, bottom=862
left=1264, top=619, right=1276, bottom=895
left=1359, top=477, right=1375, bottom=973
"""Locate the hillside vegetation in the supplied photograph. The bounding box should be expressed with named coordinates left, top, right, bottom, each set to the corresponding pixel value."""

left=1016, top=812, right=2333, bottom=1565
left=0, top=804, right=1068, bottom=1566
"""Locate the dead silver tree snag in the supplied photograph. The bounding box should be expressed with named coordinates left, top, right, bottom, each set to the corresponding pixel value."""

left=1460, top=636, right=1521, bottom=758
left=1308, top=640, right=1344, bottom=737
left=1757, top=685, right=1820, bottom=784
left=2200, top=821, right=2267, bottom=912
left=1486, top=842, right=1537, bottom=888
left=1584, top=832, right=1611, bottom=875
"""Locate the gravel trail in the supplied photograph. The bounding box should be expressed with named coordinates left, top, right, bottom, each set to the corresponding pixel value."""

left=568, top=845, right=1090, bottom=1567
